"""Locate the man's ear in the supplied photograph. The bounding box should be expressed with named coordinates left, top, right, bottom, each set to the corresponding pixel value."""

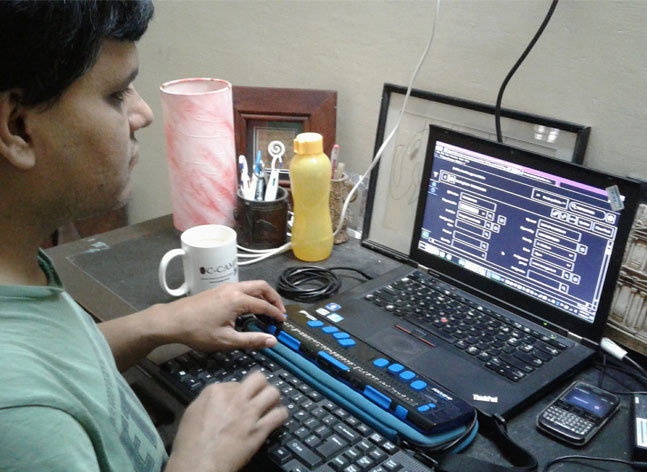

left=0, top=91, right=36, bottom=170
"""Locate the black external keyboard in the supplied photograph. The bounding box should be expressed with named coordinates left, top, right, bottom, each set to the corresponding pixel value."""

left=365, top=270, right=568, bottom=383
left=157, top=349, right=433, bottom=472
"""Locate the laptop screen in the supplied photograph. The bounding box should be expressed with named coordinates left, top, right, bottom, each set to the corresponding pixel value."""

left=411, top=125, right=642, bottom=342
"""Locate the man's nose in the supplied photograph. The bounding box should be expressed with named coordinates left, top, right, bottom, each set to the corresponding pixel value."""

left=129, top=89, right=153, bottom=131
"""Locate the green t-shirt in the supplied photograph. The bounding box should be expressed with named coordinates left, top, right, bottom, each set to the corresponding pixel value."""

left=0, top=251, right=167, bottom=471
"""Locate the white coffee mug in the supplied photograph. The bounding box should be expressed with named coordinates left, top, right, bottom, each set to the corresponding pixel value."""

left=159, top=224, right=238, bottom=296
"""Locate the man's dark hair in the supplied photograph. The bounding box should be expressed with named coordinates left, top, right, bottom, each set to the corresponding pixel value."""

left=0, top=0, right=154, bottom=107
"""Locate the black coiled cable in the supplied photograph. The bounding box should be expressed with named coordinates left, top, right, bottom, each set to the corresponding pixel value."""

left=277, top=266, right=373, bottom=302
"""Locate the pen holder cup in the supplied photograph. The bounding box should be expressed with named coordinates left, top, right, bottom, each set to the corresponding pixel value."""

left=234, top=187, right=289, bottom=250
left=330, top=173, right=356, bottom=244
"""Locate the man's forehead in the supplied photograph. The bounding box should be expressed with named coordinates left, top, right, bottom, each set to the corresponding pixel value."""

left=89, top=40, right=139, bottom=87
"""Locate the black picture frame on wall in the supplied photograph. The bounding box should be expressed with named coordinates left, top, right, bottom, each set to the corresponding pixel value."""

left=362, top=83, right=592, bottom=260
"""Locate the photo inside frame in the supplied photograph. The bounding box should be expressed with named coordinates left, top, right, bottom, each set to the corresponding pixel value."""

left=246, top=119, right=303, bottom=180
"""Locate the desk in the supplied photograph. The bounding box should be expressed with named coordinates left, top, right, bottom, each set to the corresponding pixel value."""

left=46, top=215, right=638, bottom=471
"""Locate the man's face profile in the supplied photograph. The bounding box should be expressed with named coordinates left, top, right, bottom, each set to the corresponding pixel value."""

left=25, top=40, right=153, bottom=222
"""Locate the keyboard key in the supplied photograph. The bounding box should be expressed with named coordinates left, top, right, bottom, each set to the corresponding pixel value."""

left=304, top=434, right=321, bottom=448
left=356, top=424, right=373, bottom=436
left=357, top=456, right=374, bottom=469
left=382, top=458, right=402, bottom=471
left=344, top=448, right=362, bottom=462
left=356, top=439, right=372, bottom=452
left=334, top=422, right=360, bottom=444
left=343, top=465, right=362, bottom=472
left=330, top=455, right=350, bottom=471
left=314, top=434, right=346, bottom=461
left=382, top=440, right=398, bottom=454
left=314, top=425, right=332, bottom=438
left=267, top=445, right=292, bottom=465
left=369, top=447, right=387, bottom=463
left=286, top=439, right=322, bottom=468
left=532, top=348, right=552, bottom=362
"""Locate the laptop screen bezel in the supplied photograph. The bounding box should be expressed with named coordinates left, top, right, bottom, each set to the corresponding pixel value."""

left=409, top=124, right=643, bottom=343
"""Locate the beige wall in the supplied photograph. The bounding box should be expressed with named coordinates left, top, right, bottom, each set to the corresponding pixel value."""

left=129, top=0, right=647, bottom=224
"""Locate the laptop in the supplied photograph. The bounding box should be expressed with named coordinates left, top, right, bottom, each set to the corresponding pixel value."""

left=309, top=124, right=643, bottom=419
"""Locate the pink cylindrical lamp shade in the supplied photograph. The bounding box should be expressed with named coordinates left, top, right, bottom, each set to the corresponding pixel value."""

left=160, top=78, right=237, bottom=231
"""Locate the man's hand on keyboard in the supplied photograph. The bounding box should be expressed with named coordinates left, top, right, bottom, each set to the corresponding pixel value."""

left=166, top=371, right=289, bottom=472
left=163, top=280, right=287, bottom=352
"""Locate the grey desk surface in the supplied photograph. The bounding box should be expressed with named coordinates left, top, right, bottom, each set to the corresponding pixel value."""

left=46, top=215, right=638, bottom=471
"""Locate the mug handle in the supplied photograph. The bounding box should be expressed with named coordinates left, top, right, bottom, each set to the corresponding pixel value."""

left=158, top=248, right=189, bottom=297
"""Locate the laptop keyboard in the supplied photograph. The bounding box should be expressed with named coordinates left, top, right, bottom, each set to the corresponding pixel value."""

left=365, top=270, right=568, bottom=383
left=158, top=349, right=431, bottom=472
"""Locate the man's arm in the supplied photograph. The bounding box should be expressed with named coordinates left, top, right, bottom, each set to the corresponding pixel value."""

left=0, top=406, right=101, bottom=472
left=98, top=280, right=286, bottom=371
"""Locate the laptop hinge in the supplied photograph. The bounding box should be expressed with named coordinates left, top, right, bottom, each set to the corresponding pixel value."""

left=567, top=332, right=583, bottom=343
left=573, top=335, right=599, bottom=350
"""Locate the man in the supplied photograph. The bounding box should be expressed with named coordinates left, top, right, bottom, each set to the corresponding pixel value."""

left=0, top=1, right=288, bottom=471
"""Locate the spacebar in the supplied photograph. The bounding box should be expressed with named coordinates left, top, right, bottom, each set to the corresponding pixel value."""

left=403, top=316, right=457, bottom=344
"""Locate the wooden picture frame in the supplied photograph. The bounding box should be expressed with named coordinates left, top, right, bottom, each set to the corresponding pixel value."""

left=232, top=86, right=337, bottom=182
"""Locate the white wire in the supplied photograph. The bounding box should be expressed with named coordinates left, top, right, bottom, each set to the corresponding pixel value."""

left=238, top=242, right=292, bottom=266
left=333, top=0, right=441, bottom=238
left=237, top=244, right=280, bottom=254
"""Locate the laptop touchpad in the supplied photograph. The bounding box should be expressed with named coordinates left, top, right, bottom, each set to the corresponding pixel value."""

left=365, top=326, right=427, bottom=363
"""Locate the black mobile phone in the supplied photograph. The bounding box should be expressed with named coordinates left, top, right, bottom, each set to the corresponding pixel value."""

left=536, top=381, right=620, bottom=446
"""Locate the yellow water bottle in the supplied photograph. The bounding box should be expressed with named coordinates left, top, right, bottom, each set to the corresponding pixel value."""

left=290, top=132, right=333, bottom=261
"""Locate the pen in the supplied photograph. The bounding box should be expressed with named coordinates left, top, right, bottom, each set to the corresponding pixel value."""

left=264, top=155, right=282, bottom=201
left=254, top=150, right=265, bottom=200
left=250, top=173, right=258, bottom=200
left=331, top=144, right=339, bottom=179
left=336, top=162, right=345, bottom=180
left=254, top=173, right=265, bottom=201
left=238, top=155, right=252, bottom=199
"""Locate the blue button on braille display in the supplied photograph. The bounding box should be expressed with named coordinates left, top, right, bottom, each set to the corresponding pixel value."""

left=362, top=386, right=392, bottom=409
left=277, top=331, right=301, bottom=351
left=394, top=405, right=408, bottom=420
left=410, top=380, right=427, bottom=391
left=322, top=326, right=339, bottom=334
left=333, top=332, right=350, bottom=339
left=338, top=338, right=356, bottom=348
left=428, top=402, right=437, bottom=409
left=388, top=363, right=404, bottom=374
left=373, top=358, right=389, bottom=368
left=317, top=351, right=350, bottom=372
left=307, top=320, right=324, bottom=328
left=399, top=371, right=416, bottom=381
left=417, top=404, right=430, bottom=412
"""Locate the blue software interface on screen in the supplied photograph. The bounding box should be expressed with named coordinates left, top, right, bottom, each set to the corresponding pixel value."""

left=417, top=140, right=623, bottom=323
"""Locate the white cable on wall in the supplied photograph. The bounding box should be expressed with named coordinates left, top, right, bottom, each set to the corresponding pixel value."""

left=333, top=0, right=441, bottom=238
left=238, top=0, right=442, bottom=264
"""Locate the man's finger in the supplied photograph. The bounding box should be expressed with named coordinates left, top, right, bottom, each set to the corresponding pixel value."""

left=236, top=280, right=287, bottom=314
left=225, top=330, right=277, bottom=350
left=239, top=293, right=286, bottom=324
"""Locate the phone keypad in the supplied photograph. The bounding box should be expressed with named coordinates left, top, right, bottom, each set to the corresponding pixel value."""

left=544, top=405, right=594, bottom=435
